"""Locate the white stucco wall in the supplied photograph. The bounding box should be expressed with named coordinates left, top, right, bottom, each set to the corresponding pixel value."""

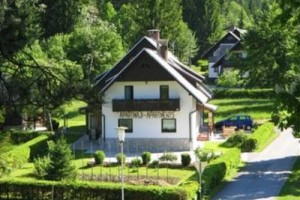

left=102, top=81, right=198, bottom=142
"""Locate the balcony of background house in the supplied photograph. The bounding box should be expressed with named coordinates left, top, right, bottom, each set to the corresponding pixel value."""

left=112, top=99, right=180, bottom=111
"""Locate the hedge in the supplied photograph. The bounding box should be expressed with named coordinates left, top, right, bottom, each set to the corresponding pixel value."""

left=0, top=178, right=198, bottom=200
left=0, top=129, right=53, bottom=145
left=213, top=88, right=275, bottom=99
left=202, top=148, right=241, bottom=194
left=250, top=122, right=275, bottom=151
left=1, top=135, right=49, bottom=170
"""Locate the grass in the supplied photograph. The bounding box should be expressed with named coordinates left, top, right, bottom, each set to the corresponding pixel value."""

left=209, top=98, right=274, bottom=122
left=277, top=157, right=300, bottom=200
left=57, top=100, right=87, bottom=128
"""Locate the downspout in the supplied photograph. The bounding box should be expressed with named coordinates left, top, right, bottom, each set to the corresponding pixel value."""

left=102, top=114, right=106, bottom=142
left=189, top=109, right=198, bottom=151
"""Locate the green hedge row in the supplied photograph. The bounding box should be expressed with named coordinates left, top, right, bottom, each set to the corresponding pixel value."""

left=213, top=88, right=275, bottom=99
left=0, top=178, right=197, bottom=200
left=250, top=122, right=275, bottom=151
left=1, top=135, right=49, bottom=170
left=0, top=129, right=53, bottom=145
left=202, top=148, right=241, bottom=194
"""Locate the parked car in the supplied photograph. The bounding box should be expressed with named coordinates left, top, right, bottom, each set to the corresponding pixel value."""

left=215, top=114, right=253, bottom=130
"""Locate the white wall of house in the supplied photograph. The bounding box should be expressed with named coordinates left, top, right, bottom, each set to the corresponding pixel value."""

left=102, top=81, right=199, bottom=143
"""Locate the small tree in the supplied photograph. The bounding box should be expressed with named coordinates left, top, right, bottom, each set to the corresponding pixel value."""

left=44, top=137, right=76, bottom=180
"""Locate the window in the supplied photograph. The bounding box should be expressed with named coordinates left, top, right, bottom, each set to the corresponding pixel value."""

left=118, top=119, right=133, bottom=133
left=124, top=86, right=133, bottom=100
left=162, top=119, right=176, bottom=132
left=160, top=85, right=169, bottom=100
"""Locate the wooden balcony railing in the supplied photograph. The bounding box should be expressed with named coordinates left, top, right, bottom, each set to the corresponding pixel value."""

left=112, top=99, right=180, bottom=112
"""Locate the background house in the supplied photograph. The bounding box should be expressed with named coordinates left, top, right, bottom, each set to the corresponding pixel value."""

left=86, top=30, right=217, bottom=152
left=202, top=27, right=247, bottom=80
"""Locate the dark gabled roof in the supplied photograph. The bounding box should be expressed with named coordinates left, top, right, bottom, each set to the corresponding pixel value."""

left=210, top=41, right=240, bottom=68
left=202, top=27, right=245, bottom=59
left=95, top=36, right=216, bottom=111
left=94, top=36, right=157, bottom=87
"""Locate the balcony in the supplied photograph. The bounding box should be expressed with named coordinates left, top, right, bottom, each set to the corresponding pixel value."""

left=112, top=99, right=180, bottom=112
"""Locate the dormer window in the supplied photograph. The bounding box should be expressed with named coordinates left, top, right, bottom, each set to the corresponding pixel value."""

left=160, top=85, right=169, bottom=100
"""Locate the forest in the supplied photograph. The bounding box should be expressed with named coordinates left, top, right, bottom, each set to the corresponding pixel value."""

left=0, top=0, right=299, bottom=132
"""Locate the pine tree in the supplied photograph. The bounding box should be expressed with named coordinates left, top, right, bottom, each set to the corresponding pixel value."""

left=45, top=137, right=76, bottom=181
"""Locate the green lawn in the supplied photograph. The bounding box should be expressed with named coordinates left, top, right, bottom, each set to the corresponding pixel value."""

left=210, top=98, right=275, bottom=122
left=277, top=157, right=300, bottom=200
left=57, top=100, right=87, bottom=128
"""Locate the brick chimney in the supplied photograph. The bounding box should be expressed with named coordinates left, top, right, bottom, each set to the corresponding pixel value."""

left=147, top=29, right=160, bottom=41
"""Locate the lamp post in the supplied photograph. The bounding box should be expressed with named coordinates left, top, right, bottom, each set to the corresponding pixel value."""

left=117, top=127, right=127, bottom=200
left=194, top=157, right=202, bottom=200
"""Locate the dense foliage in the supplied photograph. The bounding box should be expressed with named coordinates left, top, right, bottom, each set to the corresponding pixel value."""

left=213, top=88, right=275, bottom=99
left=0, top=179, right=196, bottom=200
left=202, top=148, right=241, bottom=195
left=241, top=1, right=300, bottom=132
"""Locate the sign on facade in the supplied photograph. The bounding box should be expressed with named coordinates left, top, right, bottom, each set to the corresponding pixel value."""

left=119, top=111, right=175, bottom=119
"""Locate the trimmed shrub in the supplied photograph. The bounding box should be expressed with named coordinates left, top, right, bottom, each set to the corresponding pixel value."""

left=241, top=138, right=257, bottom=152
left=116, top=153, right=126, bottom=165
left=159, top=152, right=177, bottom=162
left=51, top=119, right=60, bottom=130
left=94, top=150, right=106, bottom=165
left=1, top=134, right=49, bottom=173
left=151, top=160, right=159, bottom=167
left=0, top=178, right=197, bottom=200
left=141, top=151, right=151, bottom=165
left=222, top=132, right=248, bottom=148
left=202, top=148, right=241, bottom=194
left=130, top=158, right=142, bottom=167
left=213, top=88, right=275, bottom=99
left=250, top=122, right=275, bottom=151
left=181, top=153, right=191, bottom=167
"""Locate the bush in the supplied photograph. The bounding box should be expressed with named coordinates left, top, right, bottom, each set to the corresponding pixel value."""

left=159, top=152, right=177, bottom=162
left=271, top=113, right=280, bottom=125
left=202, top=148, right=241, bottom=194
left=213, top=88, right=275, bottom=99
left=217, top=70, right=243, bottom=87
left=241, top=138, right=257, bottom=152
left=141, top=151, right=151, bottom=165
left=130, top=158, right=142, bottom=167
left=181, top=153, right=191, bottom=167
left=250, top=122, right=275, bottom=151
left=151, top=160, right=159, bottom=167
left=223, top=132, right=248, bottom=148
left=94, top=150, right=106, bottom=165
left=34, top=156, right=50, bottom=179
left=194, top=148, right=217, bottom=163
left=0, top=178, right=196, bottom=200
left=116, top=153, right=126, bottom=165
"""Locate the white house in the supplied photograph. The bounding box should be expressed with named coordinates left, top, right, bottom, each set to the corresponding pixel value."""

left=202, top=27, right=247, bottom=80
left=86, top=30, right=217, bottom=152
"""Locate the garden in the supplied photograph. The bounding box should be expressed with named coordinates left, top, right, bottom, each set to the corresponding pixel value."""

left=0, top=89, right=278, bottom=199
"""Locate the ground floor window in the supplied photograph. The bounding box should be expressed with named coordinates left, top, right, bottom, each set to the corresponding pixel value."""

left=162, top=118, right=176, bottom=132
left=118, top=119, right=133, bottom=133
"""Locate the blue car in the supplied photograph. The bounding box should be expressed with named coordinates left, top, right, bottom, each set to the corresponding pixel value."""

left=215, top=115, right=253, bottom=130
